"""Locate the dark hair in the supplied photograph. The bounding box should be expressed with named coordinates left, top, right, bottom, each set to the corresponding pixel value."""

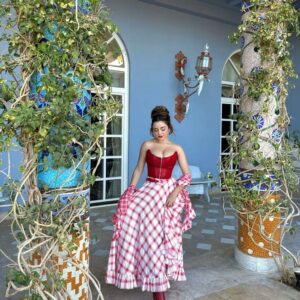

left=150, top=106, right=174, bottom=134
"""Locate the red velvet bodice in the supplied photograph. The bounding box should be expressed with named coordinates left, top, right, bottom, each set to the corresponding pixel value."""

left=146, top=149, right=178, bottom=179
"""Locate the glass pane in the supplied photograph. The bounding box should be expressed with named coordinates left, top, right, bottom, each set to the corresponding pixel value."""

left=106, top=159, right=121, bottom=177
left=107, top=116, right=122, bottom=135
left=91, top=159, right=103, bottom=178
left=221, top=155, right=229, bottom=168
left=223, top=61, right=239, bottom=82
left=233, top=104, right=239, bottom=114
left=222, top=138, right=230, bottom=153
left=106, top=137, right=122, bottom=156
left=91, top=94, right=105, bottom=123
left=106, top=38, right=124, bottom=67
left=231, top=52, right=241, bottom=74
left=90, top=181, right=103, bottom=201
left=112, top=94, right=123, bottom=114
left=232, top=162, right=239, bottom=170
left=110, top=70, right=124, bottom=88
left=222, top=121, right=231, bottom=136
left=221, top=85, right=233, bottom=98
left=222, top=104, right=231, bottom=119
left=233, top=121, right=238, bottom=132
left=90, top=137, right=104, bottom=158
left=233, top=84, right=241, bottom=99
left=106, top=179, right=121, bottom=199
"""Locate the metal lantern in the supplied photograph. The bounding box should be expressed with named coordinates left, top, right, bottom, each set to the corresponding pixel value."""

left=195, top=44, right=212, bottom=77
left=174, top=43, right=213, bottom=122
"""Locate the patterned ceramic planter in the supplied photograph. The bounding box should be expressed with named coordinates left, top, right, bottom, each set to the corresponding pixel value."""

left=30, top=188, right=90, bottom=299
left=30, top=3, right=92, bottom=297
left=235, top=194, right=281, bottom=272
left=29, top=17, right=92, bottom=189
left=37, top=149, right=91, bottom=189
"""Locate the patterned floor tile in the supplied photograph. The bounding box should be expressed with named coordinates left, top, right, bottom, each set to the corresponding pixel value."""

left=183, top=233, right=192, bottom=239
left=90, top=212, right=100, bottom=217
left=222, top=225, right=236, bottom=231
left=201, top=229, right=215, bottom=235
left=195, top=204, right=204, bottom=208
left=205, top=218, right=217, bottom=223
left=196, top=243, right=212, bottom=250
left=208, top=209, right=219, bottom=214
left=224, top=215, right=235, bottom=220
left=103, top=225, right=114, bottom=230
left=221, top=238, right=235, bottom=244
left=90, top=238, right=100, bottom=245
left=93, top=249, right=109, bottom=257
left=94, top=218, right=107, bottom=223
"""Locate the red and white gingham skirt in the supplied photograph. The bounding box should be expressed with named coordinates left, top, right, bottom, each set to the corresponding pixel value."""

left=105, top=177, right=196, bottom=292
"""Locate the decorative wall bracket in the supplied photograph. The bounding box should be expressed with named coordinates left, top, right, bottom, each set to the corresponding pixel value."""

left=174, top=44, right=212, bottom=122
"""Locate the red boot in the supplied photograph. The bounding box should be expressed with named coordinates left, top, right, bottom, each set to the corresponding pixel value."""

left=153, top=292, right=166, bottom=300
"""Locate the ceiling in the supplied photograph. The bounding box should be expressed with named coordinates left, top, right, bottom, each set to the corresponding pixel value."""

left=195, top=0, right=300, bottom=10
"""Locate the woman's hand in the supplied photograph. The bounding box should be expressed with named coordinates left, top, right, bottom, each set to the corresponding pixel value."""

left=166, top=191, right=177, bottom=207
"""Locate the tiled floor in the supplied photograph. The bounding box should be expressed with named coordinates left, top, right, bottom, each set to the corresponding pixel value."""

left=1, top=193, right=300, bottom=299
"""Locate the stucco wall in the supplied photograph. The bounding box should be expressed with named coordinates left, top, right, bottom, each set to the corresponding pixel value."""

left=105, top=0, right=241, bottom=183
left=287, top=35, right=300, bottom=133
left=1, top=0, right=300, bottom=191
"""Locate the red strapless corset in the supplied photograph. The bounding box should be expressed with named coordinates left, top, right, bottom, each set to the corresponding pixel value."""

left=146, top=149, right=178, bottom=179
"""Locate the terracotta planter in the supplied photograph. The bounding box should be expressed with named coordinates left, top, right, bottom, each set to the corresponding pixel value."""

left=237, top=194, right=281, bottom=259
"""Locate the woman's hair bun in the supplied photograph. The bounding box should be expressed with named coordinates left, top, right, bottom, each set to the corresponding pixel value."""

left=151, top=106, right=170, bottom=121
left=150, top=105, right=174, bottom=135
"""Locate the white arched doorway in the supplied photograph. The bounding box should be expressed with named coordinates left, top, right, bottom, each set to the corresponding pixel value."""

left=220, top=50, right=241, bottom=185
left=90, top=33, right=129, bottom=206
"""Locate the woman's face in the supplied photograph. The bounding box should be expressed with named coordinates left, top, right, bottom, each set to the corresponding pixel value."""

left=152, top=121, right=169, bottom=141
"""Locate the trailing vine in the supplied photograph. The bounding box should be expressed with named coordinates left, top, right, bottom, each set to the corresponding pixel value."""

left=223, top=0, right=300, bottom=280
left=0, top=0, right=120, bottom=298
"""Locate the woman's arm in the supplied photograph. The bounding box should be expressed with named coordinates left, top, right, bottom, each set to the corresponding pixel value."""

left=166, top=145, right=190, bottom=207
left=129, top=141, right=149, bottom=187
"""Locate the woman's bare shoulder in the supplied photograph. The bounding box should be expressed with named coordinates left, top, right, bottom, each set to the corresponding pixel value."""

left=141, top=140, right=154, bottom=150
left=173, top=143, right=185, bottom=153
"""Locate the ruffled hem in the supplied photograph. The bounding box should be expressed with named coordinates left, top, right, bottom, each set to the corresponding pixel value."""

left=106, top=272, right=138, bottom=289
left=106, top=271, right=185, bottom=292
left=166, top=265, right=186, bottom=281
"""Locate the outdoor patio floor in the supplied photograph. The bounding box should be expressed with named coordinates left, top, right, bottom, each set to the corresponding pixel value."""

left=1, top=192, right=300, bottom=299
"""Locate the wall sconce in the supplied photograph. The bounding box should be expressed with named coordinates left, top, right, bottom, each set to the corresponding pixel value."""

left=174, top=44, right=212, bottom=122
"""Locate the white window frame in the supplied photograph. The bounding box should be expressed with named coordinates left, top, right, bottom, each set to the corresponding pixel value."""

left=220, top=50, right=241, bottom=185
left=90, top=33, right=129, bottom=207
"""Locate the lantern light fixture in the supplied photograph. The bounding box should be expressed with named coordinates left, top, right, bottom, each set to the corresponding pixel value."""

left=174, top=44, right=212, bottom=122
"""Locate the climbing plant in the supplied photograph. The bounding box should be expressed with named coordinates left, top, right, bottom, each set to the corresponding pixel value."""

left=222, top=0, right=300, bottom=281
left=0, top=0, right=119, bottom=298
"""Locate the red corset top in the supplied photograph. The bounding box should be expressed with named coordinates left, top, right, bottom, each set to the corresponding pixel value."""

left=146, top=149, right=178, bottom=179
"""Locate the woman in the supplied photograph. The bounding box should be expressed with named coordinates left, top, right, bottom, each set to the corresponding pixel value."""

left=106, top=106, right=196, bottom=300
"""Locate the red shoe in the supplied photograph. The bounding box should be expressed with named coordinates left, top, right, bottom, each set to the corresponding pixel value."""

left=153, top=292, right=166, bottom=300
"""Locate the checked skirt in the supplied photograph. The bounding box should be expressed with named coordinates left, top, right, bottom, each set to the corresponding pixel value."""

left=106, top=177, right=196, bottom=292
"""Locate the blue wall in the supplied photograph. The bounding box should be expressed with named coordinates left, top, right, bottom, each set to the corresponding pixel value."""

left=105, top=0, right=241, bottom=183
left=0, top=22, right=23, bottom=188
left=2, top=0, right=300, bottom=189
left=287, top=36, right=300, bottom=133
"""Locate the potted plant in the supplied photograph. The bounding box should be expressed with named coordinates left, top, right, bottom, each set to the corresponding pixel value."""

left=223, top=0, right=300, bottom=276
left=0, top=0, right=119, bottom=298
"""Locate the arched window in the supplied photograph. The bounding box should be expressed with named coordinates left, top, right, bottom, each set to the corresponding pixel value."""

left=90, top=34, right=129, bottom=206
left=220, top=51, right=241, bottom=184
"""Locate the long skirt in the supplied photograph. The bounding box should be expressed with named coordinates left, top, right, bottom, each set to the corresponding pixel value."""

left=105, top=177, right=196, bottom=292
